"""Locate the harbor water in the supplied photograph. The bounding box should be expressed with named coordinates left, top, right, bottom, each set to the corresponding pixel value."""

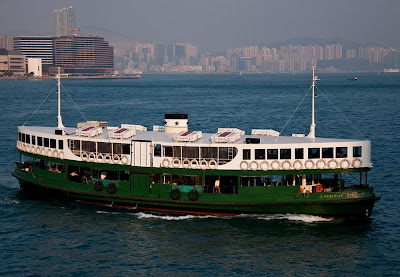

left=1, top=73, right=399, bottom=276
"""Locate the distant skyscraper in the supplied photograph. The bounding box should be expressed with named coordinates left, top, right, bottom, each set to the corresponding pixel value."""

left=53, top=6, right=76, bottom=37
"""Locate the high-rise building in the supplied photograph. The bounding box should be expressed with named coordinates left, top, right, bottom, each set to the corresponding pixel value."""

left=0, top=35, right=13, bottom=50
left=0, top=49, right=26, bottom=76
left=53, top=6, right=76, bottom=37
left=13, top=36, right=54, bottom=65
left=52, top=35, right=114, bottom=75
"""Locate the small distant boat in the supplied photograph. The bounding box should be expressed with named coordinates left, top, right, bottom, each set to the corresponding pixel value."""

left=348, top=77, right=358, bottom=81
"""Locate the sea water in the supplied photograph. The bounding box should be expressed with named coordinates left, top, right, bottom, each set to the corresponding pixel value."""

left=0, top=73, right=399, bottom=276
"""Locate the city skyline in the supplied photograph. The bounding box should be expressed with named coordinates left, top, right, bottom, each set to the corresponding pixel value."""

left=0, top=0, right=400, bottom=52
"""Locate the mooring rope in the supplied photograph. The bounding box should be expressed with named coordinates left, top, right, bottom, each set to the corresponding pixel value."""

left=275, top=85, right=312, bottom=141
left=22, top=84, right=58, bottom=126
left=315, top=86, right=367, bottom=140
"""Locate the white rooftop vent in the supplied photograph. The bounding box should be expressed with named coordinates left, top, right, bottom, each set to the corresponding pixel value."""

left=251, top=129, right=280, bottom=136
left=153, top=126, right=165, bottom=132
left=174, top=130, right=202, bottom=142
left=108, top=128, right=136, bottom=139
left=211, top=131, right=241, bottom=143
left=75, top=126, right=103, bottom=137
left=121, top=124, right=147, bottom=131
left=292, top=134, right=305, bottom=137
left=217, top=128, right=245, bottom=135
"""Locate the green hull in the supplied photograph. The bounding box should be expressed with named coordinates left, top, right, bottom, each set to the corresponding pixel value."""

left=12, top=154, right=379, bottom=217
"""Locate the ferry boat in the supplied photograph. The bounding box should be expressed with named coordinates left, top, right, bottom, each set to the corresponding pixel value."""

left=12, top=69, right=379, bottom=217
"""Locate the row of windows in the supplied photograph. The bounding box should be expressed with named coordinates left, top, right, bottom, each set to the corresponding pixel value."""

left=155, top=145, right=238, bottom=165
left=243, top=146, right=362, bottom=160
left=18, top=132, right=63, bottom=150
left=68, top=140, right=130, bottom=155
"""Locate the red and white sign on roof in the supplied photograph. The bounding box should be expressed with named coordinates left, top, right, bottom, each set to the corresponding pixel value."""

left=211, top=131, right=241, bottom=143
left=108, top=128, right=136, bottom=139
left=75, top=126, right=103, bottom=137
left=173, top=130, right=203, bottom=142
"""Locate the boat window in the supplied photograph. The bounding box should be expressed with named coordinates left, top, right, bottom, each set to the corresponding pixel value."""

left=22, top=133, right=26, bottom=143
left=353, top=146, right=362, bottom=158
left=182, top=147, right=199, bottom=159
left=163, top=174, right=171, bottom=184
left=243, top=149, right=251, bottom=160
left=58, top=140, right=63, bottom=150
left=295, top=148, right=304, bottom=159
left=171, top=174, right=202, bottom=187
left=18, top=132, right=22, bottom=141
left=308, top=148, right=320, bottom=159
left=122, top=144, right=130, bottom=155
left=32, top=136, right=36, bottom=145
left=50, top=139, right=56, bottom=149
left=201, top=147, right=218, bottom=160
left=154, top=144, right=161, bottom=157
left=98, top=142, right=112, bottom=154
left=82, top=141, right=96, bottom=153
left=219, top=147, right=237, bottom=165
left=255, top=149, right=265, bottom=160
left=120, top=170, right=130, bottom=181
left=44, top=138, right=49, bottom=148
left=49, top=162, right=64, bottom=173
left=322, top=147, right=333, bottom=158
left=267, top=149, right=278, bottom=160
left=68, top=140, right=80, bottom=155
left=93, top=169, right=118, bottom=180
left=280, top=149, right=291, bottom=159
left=163, top=146, right=173, bottom=157
left=26, top=135, right=31, bottom=144
left=38, top=137, right=43, bottom=146
left=67, top=165, right=90, bottom=183
left=173, top=146, right=182, bottom=158
left=336, top=147, right=347, bottom=158
left=152, top=173, right=160, bottom=184
left=219, top=147, right=228, bottom=160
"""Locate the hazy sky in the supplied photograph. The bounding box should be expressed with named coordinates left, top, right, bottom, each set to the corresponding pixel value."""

left=1, top=0, right=399, bottom=51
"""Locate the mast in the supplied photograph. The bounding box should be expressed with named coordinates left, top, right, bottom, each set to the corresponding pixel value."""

left=57, top=67, right=64, bottom=128
left=307, top=66, right=318, bottom=139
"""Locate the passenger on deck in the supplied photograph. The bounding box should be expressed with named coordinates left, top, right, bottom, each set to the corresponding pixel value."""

left=214, top=179, right=221, bottom=193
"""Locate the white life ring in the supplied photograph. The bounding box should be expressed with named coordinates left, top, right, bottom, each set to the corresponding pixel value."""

left=162, top=158, right=170, bottom=168
left=36, top=147, right=41, bottom=154
left=209, top=159, right=218, bottom=170
left=260, top=161, right=269, bottom=171
left=121, top=155, right=130, bottom=165
left=305, top=159, right=315, bottom=169
left=41, top=148, right=46, bottom=156
left=249, top=161, right=259, bottom=171
left=240, top=161, right=249, bottom=170
left=328, top=159, right=338, bottom=170
left=52, top=149, right=58, bottom=158
left=104, top=154, right=112, bottom=163
left=190, top=159, right=199, bottom=169
left=271, top=160, right=281, bottom=170
left=113, top=154, right=121, bottom=164
left=199, top=160, right=208, bottom=170
left=17, top=141, right=21, bottom=149
left=88, top=152, right=96, bottom=162
left=25, top=144, right=31, bottom=152
left=316, top=159, right=325, bottom=169
left=182, top=158, right=190, bottom=169
left=47, top=149, right=53, bottom=157
left=340, top=159, right=350, bottom=169
left=352, top=158, right=362, bottom=168
left=81, top=152, right=89, bottom=161
left=59, top=151, right=65, bottom=160
left=293, top=160, right=303, bottom=170
left=97, top=153, right=104, bottom=163
left=172, top=158, right=180, bottom=168
left=282, top=160, right=291, bottom=170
